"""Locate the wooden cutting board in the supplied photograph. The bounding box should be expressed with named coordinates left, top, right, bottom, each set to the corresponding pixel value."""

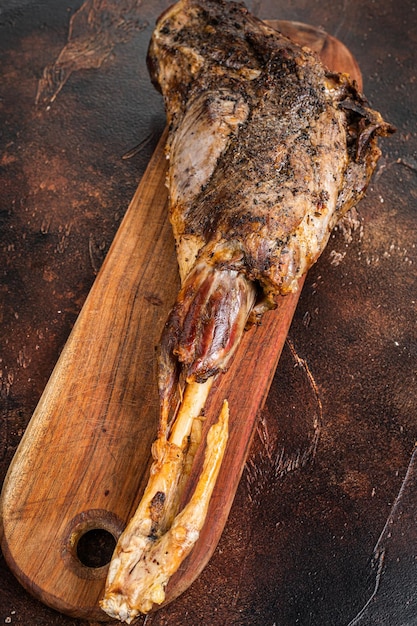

left=0, top=21, right=362, bottom=620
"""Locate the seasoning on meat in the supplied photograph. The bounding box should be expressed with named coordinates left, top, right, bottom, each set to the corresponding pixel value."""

left=101, top=0, right=394, bottom=620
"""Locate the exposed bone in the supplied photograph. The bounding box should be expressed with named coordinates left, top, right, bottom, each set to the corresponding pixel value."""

left=100, top=382, right=228, bottom=621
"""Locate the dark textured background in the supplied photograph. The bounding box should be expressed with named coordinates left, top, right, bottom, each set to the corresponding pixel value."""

left=1, top=0, right=416, bottom=624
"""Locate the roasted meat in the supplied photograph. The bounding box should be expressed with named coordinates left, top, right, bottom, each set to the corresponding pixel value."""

left=150, top=0, right=393, bottom=421
left=101, top=0, right=393, bottom=620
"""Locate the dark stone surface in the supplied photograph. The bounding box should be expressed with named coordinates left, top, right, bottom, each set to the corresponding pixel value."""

left=0, top=0, right=416, bottom=624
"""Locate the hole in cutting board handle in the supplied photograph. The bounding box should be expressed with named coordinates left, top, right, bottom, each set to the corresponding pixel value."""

left=62, top=509, right=125, bottom=580
left=76, top=528, right=116, bottom=568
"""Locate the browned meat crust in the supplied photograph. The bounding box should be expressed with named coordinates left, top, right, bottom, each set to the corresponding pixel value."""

left=147, top=0, right=394, bottom=417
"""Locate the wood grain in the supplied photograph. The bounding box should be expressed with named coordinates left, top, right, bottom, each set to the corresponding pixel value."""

left=0, top=21, right=362, bottom=620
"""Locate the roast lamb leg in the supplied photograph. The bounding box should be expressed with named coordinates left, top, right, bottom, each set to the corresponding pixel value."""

left=101, top=0, right=394, bottom=620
